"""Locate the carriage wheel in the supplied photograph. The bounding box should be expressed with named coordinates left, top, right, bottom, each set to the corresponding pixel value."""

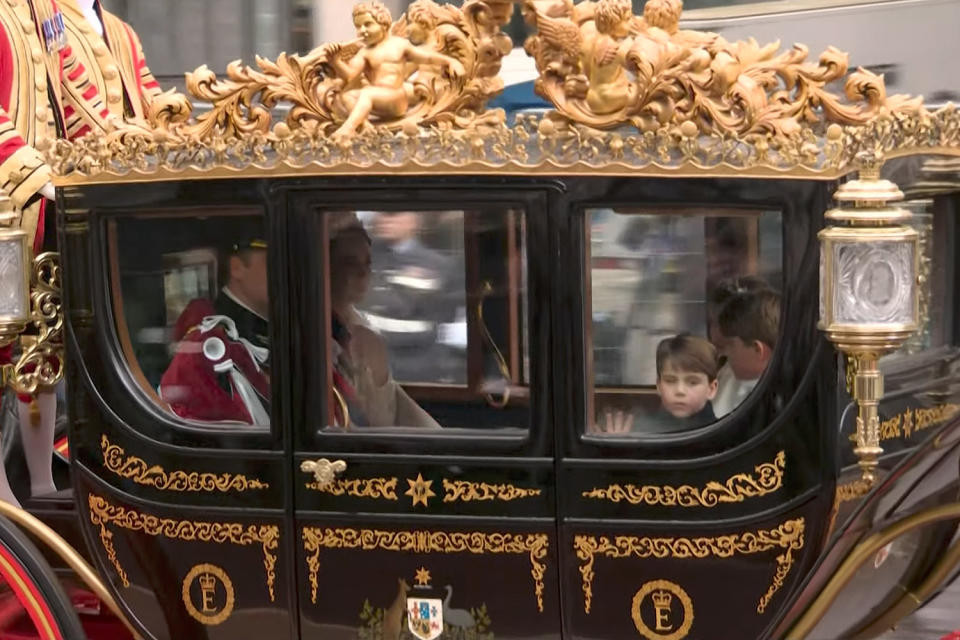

left=0, top=513, right=85, bottom=640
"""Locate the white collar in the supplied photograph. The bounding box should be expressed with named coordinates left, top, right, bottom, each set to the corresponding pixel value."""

left=75, top=0, right=104, bottom=35
left=222, top=286, right=267, bottom=322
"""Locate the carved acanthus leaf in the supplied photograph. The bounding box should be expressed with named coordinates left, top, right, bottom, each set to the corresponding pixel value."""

left=523, top=0, right=925, bottom=136
left=180, top=0, right=513, bottom=142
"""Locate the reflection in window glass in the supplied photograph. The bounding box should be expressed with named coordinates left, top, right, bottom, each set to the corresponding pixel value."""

left=892, top=200, right=937, bottom=356
left=112, top=212, right=270, bottom=427
left=358, top=210, right=467, bottom=384
left=588, top=208, right=783, bottom=435
left=324, top=210, right=529, bottom=432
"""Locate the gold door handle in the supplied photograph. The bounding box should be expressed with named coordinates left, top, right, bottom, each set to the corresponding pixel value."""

left=300, top=458, right=347, bottom=488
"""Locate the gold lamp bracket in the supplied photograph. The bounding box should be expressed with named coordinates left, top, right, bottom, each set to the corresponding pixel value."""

left=9, top=252, right=64, bottom=396
left=819, top=161, right=920, bottom=487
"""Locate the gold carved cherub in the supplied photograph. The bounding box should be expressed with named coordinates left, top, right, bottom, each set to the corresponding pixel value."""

left=580, top=0, right=635, bottom=114
left=325, top=1, right=466, bottom=141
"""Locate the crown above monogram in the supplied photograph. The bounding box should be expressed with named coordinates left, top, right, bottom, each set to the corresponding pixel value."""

left=651, top=590, right=673, bottom=608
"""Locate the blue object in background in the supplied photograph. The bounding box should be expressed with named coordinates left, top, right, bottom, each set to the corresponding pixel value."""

left=488, top=80, right=550, bottom=118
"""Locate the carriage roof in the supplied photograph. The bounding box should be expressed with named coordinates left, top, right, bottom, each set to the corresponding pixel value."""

left=46, top=0, right=960, bottom=187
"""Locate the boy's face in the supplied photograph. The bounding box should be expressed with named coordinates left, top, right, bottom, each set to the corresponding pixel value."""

left=719, top=335, right=768, bottom=380
left=656, top=361, right=718, bottom=419
left=354, top=12, right=386, bottom=46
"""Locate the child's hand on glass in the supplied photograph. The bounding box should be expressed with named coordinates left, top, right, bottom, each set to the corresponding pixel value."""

left=590, top=409, right=634, bottom=435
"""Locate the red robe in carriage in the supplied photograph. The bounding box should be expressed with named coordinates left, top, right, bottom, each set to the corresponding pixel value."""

left=160, top=294, right=271, bottom=426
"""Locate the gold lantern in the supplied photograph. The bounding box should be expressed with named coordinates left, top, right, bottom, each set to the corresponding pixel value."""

left=819, top=166, right=920, bottom=485
left=0, top=193, right=32, bottom=365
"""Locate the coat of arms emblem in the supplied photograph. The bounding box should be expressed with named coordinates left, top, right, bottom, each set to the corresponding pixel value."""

left=407, top=597, right=443, bottom=640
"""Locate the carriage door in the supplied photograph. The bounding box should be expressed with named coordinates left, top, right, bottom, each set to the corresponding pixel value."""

left=281, top=181, right=561, bottom=640
left=555, top=180, right=832, bottom=640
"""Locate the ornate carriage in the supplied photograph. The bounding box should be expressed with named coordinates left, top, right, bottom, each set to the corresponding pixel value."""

left=0, top=1, right=957, bottom=639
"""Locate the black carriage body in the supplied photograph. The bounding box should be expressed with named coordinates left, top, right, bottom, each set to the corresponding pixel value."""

left=54, top=174, right=960, bottom=640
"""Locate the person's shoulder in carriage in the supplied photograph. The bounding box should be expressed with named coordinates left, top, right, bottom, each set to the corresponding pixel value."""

left=159, top=237, right=270, bottom=426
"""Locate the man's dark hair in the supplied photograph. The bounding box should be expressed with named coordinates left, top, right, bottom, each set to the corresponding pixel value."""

left=218, top=238, right=266, bottom=287
left=708, top=275, right=772, bottom=310
left=656, top=334, right=720, bottom=382
left=718, top=288, right=781, bottom=349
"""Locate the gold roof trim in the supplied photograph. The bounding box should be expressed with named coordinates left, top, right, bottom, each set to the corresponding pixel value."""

left=47, top=0, right=960, bottom=185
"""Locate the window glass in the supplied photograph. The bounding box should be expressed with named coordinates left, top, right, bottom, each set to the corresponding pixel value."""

left=357, top=210, right=467, bottom=385
left=888, top=199, right=945, bottom=356
left=588, top=208, right=783, bottom=436
left=323, top=209, right=529, bottom=432
left=111, top=210, right=270, bottom=427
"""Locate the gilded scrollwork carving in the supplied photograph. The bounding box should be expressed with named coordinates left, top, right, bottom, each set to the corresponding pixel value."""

left=522, top=0, right=922, bottom=135
left=582, top=451, right=784, bottom=507
left=305, top=477, right=399, bottom=500
left=101, top=436, right=270, bottom=492
left=47, top=106, right=960, bottom=184
left=183, top=0, right=512, bottom=143
left=87, top=494, right=278, bottom=601
left=11, top=252, right=64, bottom=395
left=572, top=518, right=805, bottom=615
left=442, top=479, right=542, bottom=502
left=834, top=478, right=874, bottom=504
left=41, top=0, right=960, bottom=183
left=302, top=527, right=548, bottom=612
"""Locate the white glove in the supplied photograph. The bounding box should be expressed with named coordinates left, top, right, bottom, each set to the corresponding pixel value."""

left=38, top=182, right=55, bottom=200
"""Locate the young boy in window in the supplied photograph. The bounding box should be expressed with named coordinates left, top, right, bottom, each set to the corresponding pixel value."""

left=649, top=334, right=720, bottom=432
left=595, top=334, right=719, bottom=434
left=708, top=276, right=772, bottom=417
left=714, top=288, right=781, bottom=411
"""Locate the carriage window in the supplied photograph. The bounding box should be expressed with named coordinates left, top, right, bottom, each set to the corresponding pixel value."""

left=110, top=210, right=271, bottom=428
left=587, top=208, right=783, bottom=436
left=323, top=209, right=529, bottom=431
left=888, top=199, right=949, bottom=356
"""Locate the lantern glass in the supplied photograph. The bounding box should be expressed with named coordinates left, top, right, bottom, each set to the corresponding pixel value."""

left=0, top=229, right=29, bottom=322
left=832, top=239, right=916, bottom=326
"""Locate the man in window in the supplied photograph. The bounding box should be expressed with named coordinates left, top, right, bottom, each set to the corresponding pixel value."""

left=362, top=211, right=460, bottom=383
left=159, top=237, right=270, bottom=425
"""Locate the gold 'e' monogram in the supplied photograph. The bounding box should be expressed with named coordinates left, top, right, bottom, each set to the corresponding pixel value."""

left=632, top=580, right=694, bottom=640
left=182, top=564, right=235, bottom=626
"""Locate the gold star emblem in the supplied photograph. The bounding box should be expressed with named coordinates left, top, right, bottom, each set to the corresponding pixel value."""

left=414, top=567, right=431, bottom=587
left=405, top=473, right=435, bottom=507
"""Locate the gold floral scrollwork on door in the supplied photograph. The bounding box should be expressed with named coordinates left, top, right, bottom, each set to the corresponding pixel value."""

left=305, top=477, right=399, bottom=500
left=572, top=517, right=805, bottom=615
left=87, top=494, right=279, bottom=601
left=582, top=451, right=785, bottom=507
left=442, top=479, right=542, bottom=503
left=101, top=436, right=270, bottom=492
left=301, top=527, right=549, bottom=612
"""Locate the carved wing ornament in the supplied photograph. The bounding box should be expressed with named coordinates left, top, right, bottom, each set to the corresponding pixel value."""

left=45, top=0, right=960, bottom=182
left=523, top=0, right=923, bottom=136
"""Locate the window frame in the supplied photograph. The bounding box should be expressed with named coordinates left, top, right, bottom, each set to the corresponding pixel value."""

left=583, top=203, right=785, bottom=432
left=103, top=204, right=279, bottom=446
left=280, top=183, right=554, bottom=458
